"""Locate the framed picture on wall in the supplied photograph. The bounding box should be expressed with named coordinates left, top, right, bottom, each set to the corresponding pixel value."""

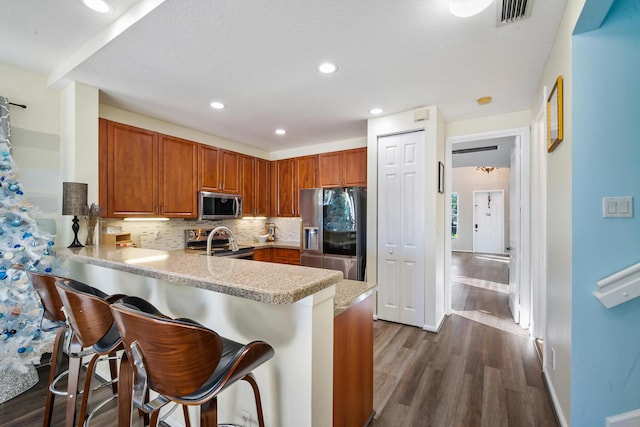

left=547, top=74, right=563, bottom=153
left=438, top=161, right=444, bottom=193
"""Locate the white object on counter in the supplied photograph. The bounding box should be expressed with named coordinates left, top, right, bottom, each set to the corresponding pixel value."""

left=256, top=234, right=269, bottom=243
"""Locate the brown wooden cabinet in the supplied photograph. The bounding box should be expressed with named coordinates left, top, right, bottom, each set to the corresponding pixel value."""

left=334, top=294, right=374, bottom=427
left=272, top=155, right=317, bottom=217
left=99, top=120, right=198, bottom=218
left=239, top=154, right=255, bottom=216
left=254, top=247, right=300, bottom=264
left=198, top=145, right=240, bottom=194
left=273, top=248, right=300, bottom=265
left=253, top=247, right=274, bottom=262
left=239, top=155, right=271, bottom=217
left=318, top=147, right=367, bottom=187
left=158, top=135, right=198, bottom=218
left=198, top=144, right=221, bottom=192
left=254, top=158, right=270, bottom=217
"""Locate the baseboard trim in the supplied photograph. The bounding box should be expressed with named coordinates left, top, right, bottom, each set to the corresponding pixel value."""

left=542, top=370, right=569, bottom=427
left=422, top=313, right=446, bottom=333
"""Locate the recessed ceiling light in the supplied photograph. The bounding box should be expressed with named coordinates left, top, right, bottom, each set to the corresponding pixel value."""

left=477, top=96, right=492, bottom=105
left=82, top=0, right=113, bottom=13
left=449, top=0, right=493, bottom=18
left=210, top=101, right=225, bottom=110
left=275, top=129, right=286, bottom=135
left=369, top=108, right=384, bottom=115
left=317, top=63, right=338, bottom=74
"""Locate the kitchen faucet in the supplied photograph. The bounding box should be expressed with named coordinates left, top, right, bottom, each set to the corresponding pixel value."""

left=206, top=225, right=239, bottom=255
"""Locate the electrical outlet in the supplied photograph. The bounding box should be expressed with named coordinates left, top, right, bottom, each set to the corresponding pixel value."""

left=241, top=410, right=251, bottom=427
left=551, top=347, right=556, bottom=371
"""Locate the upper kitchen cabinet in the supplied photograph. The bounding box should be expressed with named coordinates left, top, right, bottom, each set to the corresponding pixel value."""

left=318, top=147, right=367, bottom=187
left=158, top=135, right=198, bottom=218
left=101, top=120, right=159, bottom=217
left=254, top=158, right=270, bottom=217
left=273, top=158, right=296, bottom=217
left=272, top=155, right=317, bottom=217
left=297, top=155, right=318, bottom=190
left=239, top=155, right=270, bottom=217
left=99, top=120, right=198, bottom=218
left=198, top=145, right=240, bottom=194
left=239, top=154, right=255, bottom=216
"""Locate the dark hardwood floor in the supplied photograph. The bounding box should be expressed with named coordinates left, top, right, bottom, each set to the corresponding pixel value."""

left=371, top=252, right=557, bottom=426
left=1, top=251, right=556, bottom=426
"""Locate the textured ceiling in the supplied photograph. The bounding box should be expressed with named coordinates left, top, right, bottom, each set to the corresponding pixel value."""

left=0, top=0, right=567, bottom=152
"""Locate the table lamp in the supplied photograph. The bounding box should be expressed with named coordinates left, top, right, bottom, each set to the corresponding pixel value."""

left=62, top=182, right=88, bottom=248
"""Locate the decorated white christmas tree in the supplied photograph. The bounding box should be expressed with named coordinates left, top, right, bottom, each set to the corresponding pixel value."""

left=0, top=98, right=58, bottom=383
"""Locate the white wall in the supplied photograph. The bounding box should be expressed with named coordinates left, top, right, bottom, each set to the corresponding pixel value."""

left=451, top=167, right=511, bottom=253
left=0, top=62, right=61, bottom=232
left=100, top=104, right=270, bottom=160
left=367, top=106, right=446, bottom=331
left=534, top=0, right=585, bottom=424
left=446, top=110, right=531, bottom=137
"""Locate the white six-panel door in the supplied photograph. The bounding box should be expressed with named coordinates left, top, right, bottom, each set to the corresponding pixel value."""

left=377, top=131, right=425, bottom=327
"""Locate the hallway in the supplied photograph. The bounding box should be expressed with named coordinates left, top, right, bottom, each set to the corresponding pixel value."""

left=371, top=252, right=557, bottom=426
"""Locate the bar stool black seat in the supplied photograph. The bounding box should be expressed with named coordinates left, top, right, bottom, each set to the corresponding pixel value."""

left=111, top=297, right=275, bottom=427
left=27, top=271, right=69, bottom=427
left=54, top=278, right=126, bottom=427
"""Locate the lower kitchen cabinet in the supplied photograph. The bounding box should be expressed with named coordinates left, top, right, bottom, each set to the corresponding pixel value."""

left=253, top=247, right=274, bottom=262
left=273, top=248, right=300, bottom=265
left=334, top=294, right=374, bottom=427
left=254, top=247, right=300, bottom=265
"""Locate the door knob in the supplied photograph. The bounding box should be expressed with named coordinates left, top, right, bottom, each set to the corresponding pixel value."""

left=388, top=250, right=393, bottom=255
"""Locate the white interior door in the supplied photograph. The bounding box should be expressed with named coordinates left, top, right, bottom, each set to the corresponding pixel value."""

left=509, top=141, right=521, bottom=324
left=472, top=190, right=504, bottom=254
left=377, top=130, right=425, bottom=327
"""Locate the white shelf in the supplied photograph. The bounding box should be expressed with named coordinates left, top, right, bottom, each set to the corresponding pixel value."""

left=594, top=261, right=640, bottom=309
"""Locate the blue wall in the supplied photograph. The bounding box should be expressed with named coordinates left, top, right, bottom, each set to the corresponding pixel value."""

left=572, top=0, right=640, bottom=424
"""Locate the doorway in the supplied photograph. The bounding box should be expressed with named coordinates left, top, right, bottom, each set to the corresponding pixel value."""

left=445, top=127, right=531, bottom=329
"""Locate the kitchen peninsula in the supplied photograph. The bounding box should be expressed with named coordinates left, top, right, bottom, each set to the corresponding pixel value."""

left=57, top=246, right=375, bottom=427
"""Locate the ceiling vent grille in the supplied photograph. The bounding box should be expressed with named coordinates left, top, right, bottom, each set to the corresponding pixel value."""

left=497, top=0, right=531, bottom=25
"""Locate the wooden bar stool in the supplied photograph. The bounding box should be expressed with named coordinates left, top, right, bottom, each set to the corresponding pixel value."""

left=54, top=278, right=126, bottom=427
left=110, top=297, right=275, bottom=427
left=26, top=271, right=69, bottom=427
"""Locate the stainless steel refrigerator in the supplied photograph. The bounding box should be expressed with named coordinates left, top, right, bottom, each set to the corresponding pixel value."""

left=300, top=187, right=366, bottom=281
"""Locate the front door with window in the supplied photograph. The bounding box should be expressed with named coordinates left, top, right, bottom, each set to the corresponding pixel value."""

left=472, top=190, right=504, bottom=254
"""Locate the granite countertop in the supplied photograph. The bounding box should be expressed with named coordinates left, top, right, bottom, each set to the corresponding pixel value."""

left=56, top=246, right=342, bottom=305
left=333, top=280, right=377, bottom=317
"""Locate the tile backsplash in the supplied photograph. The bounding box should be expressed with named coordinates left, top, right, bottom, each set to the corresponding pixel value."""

left=100, top=217, right=301, bottom=250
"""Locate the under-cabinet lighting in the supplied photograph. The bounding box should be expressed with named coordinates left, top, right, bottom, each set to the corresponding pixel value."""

left=124, top=217, right=170, bottom=222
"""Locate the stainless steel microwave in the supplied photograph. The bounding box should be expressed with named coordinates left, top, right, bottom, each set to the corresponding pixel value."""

left=198, top=191, right=242, bottom=220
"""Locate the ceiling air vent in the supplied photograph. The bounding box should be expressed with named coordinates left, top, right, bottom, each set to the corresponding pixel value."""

left=497, top=0, right=531, bottom=25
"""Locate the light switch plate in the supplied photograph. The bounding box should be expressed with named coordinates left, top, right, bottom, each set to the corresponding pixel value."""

left=603, top=196, right=633, bottom=218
